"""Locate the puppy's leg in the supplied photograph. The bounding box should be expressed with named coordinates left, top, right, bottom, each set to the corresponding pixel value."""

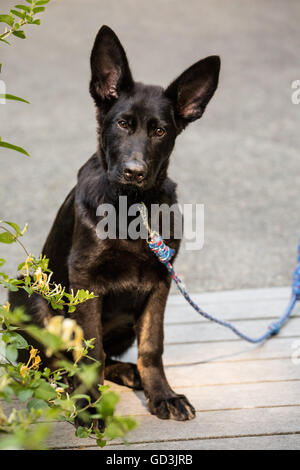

left=136, top=279, right=195, bottom=421
left=69, top=286, right=105, bottom=430
left=105, top=358, right=143, bottom=390
left=71, top=295, right=106, bottom=376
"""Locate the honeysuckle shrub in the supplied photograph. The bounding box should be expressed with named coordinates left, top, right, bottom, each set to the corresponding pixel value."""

left=0, top=2, right=137, bottom=449
left=0, top=291, right=137, bottom=449
left=0, top=1, right=52, bottom=154
left=0, top=288, right=136, bottom=450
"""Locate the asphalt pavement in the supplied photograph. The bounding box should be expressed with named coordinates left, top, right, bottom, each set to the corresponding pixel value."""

left=1, top=0, right=300, bottom=295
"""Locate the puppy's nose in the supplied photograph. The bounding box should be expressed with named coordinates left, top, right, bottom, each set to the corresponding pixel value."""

left=123, top=161, right=147, bottom=183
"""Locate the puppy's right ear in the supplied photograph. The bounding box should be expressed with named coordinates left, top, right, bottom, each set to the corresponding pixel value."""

left=90, top=25, right=134, bottom=106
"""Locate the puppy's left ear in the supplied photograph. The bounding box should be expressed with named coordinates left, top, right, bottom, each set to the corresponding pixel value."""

left=165, top=56, right=220, bottom=129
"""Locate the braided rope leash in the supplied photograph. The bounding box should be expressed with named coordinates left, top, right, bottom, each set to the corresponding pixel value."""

left=140, top=204, right=300, bottom=344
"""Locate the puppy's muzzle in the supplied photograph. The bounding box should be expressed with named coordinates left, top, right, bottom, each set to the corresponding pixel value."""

left=123, top=160, right=148, bottom=184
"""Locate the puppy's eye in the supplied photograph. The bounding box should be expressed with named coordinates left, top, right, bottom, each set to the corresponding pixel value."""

left=118, top=120, right=128, bottom=129
left=154, top=127, right=166, bottom=137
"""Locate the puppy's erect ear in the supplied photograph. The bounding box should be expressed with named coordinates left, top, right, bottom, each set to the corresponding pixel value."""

left=165, top=56, right=220, bottom=129
left=90, top=25, right=134, bottom=105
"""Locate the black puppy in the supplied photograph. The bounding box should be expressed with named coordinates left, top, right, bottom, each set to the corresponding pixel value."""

left=10, top=26, right=220, bottom=424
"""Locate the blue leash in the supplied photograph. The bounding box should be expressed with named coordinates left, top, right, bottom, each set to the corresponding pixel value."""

left=141, top=205, right=300, bottom=343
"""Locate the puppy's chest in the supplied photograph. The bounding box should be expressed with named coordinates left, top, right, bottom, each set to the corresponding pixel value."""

left=92, top=238, right=167, bottom=292
left=102, top=289, right=148, bottom=331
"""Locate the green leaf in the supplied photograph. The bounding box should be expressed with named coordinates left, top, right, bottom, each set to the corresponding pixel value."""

left=0, top=14, right=14, bottom=26
left=0, top=232, right=15, bottom=244
left=0, top=93, right=29, bottom=103
left=27, top=398, right=49, bottom=410
left=32, top=19, right=40, bottom=25
left=104, top=416, right=137, bottom=440
left=75, top=426, right=91, bottom=438
left=12, top=30, right=26, bottom=39
left=14, top=4, right=31, bottom=13
left=33, top=7, right=45, bottom=13
left=96, top=391, right=119, bottom=418
left=23, top=285, right=33, bottom=295
left=36, top=0, right=50, bottom=4
left=42, top=367, right=51, bottom=379
left=0, top=384, right=14, bottom=401
left=3, top=221, right=27, bottom=238
left=0, top=140, right=30, bottom=156
left=25, top=423, right=51, bottom=448
left=10, top=9, right=26, bottom=20
left=1, top=306, right=29, bottom=322
left=72, top=394, right=91, bottom=404
left=0, top=435, right=23, bottom=450
left=96, top=438, right=107, bottom=448
left=18, top=261, right=25, bottom=270
left=27, top=325, right=64, bottom=352
left=33, top=381, right=57, bottom=401
left=2, top=281, right=19, bottom=292
left=0, top=258, right=6, bottom=267
left=1, top=333, right=10, bottom=343
left=5, top=344, right=18, bottom=362
left=56, top=359, right=78, bottom=377
left=3, top=221, right=22, bottom=235
left=78, top=362, right=99, bottom=388
left=50, top=300, right=63, bottom=310
left=1, top=330, right=28, bottom=348
left=7, top=331, right=28, bottom=349
left=17, top=388, right=34, bottom=402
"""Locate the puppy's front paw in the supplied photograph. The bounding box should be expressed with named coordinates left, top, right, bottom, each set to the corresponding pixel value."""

left=148, top=394, right=196, bottom=421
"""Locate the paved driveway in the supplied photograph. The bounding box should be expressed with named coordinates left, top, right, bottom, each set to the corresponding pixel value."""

left=1, top=0, right=300, bottom=294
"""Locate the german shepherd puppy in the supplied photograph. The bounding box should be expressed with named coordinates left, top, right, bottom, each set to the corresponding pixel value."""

left=10, top=26, right=220, bottom=426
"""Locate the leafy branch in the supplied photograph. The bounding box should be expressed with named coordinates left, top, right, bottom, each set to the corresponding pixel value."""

left=0, top=1, right=49, bottom=43
left=0, top=0, right=50, bottom=156
left=0, top=304, right=137, bottom=449
left=0, top=220, right=97, bottom=312
left=0, top=227, right=137, bottom=449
